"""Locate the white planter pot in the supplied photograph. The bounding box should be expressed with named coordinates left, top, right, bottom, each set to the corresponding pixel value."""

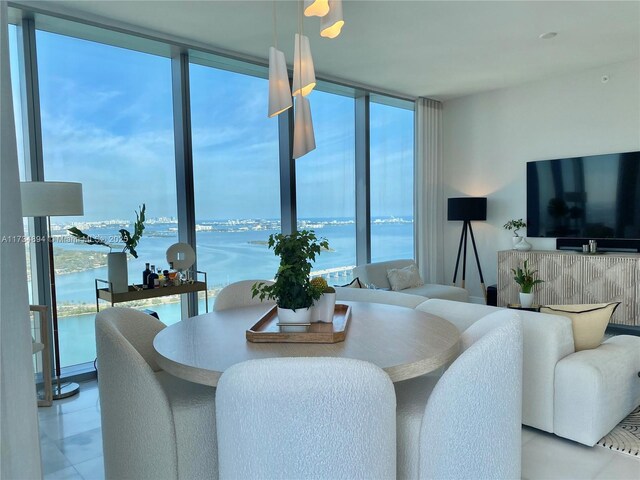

left=511, top=236, right=522, bottom=249
left=515, top=237, right=532, bottom=251
left=312, top=292, right=336, bottom=323
left=519, top=292, right=534, bottom=308
left=277, top=306, right=312, bottom=324
left=107, top=252, right=129, bottom=294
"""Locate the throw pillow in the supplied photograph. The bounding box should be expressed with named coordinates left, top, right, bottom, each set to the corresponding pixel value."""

left=539, top=302, right=620, bottom=351
left=386, top=264, right=424, bottom=291
left=339, top=277, right=363, bottom=288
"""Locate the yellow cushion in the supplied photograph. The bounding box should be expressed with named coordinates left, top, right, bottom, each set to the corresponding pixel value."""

left=539, top=303, right=620, bottom=351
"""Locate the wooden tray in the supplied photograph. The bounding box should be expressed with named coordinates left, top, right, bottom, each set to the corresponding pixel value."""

left=246, top=304, right=351, bottom=343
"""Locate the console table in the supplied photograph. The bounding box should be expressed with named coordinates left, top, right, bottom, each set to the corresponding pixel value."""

left=95, top=273, right=209, bottom=312
left=497, top=250, right=640, bottom=326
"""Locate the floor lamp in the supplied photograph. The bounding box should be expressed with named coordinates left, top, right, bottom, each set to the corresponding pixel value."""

left=21, top=181, right=84, bottom=400
left=448, top=197, right=487, bottom=301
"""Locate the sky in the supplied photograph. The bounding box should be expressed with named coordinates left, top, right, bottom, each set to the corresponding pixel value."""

left=10, top=27, right=414, bottom=223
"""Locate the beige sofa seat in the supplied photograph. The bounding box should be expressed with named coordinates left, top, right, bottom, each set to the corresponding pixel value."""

left=352, top=259, right=469, bottom=302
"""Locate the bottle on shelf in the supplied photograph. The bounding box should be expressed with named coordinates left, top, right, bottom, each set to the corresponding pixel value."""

left=142, top=263, right=151, bottom=288
left=147, top=265, right=159, bottom=289
left=155, top=267, right=162, bottom=288
left=169, top=262, right=180, bottom=286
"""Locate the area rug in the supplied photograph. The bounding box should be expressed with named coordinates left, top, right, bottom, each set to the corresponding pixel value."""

left=596, top=405, right=640, bottom=457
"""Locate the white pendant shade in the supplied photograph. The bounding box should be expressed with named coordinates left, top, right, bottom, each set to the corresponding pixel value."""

left=304, top=0, right=329, bottom=17
left=292, top=95, right=316, bottom=159
left=268, top=47, right=292, bottom=118
left=320, top=0, right=345, bottom=39
left=292, top=34, right=316, bottom=97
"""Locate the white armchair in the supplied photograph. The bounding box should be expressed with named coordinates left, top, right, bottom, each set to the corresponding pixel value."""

left=215, top=357, right=396, bottom=480
left=96, top=307, right=217, bottom=480
left=395, top=310, right=523, bottom=479
left=214, top=279, right=275, bottom=311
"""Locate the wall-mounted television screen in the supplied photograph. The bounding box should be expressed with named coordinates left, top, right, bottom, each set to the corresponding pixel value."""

left=527, top=151, right=640, bottom=239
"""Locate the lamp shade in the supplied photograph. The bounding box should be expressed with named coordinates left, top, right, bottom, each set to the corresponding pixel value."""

left=447, top=197, right=487, bottom=221
left=320, top=0, right=345, bottom=39
left=268, top=47, right=292, bottom=118
left=304, top=0, right=329, bottom=17
left=291, top=34, right=316, bottom=97
left=292, top=95, right=316, bottom=159
left=21, top=182, right=84, bottom=217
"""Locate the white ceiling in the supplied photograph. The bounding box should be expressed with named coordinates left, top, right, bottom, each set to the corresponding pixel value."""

left=15, top=0, right=640, bottom=100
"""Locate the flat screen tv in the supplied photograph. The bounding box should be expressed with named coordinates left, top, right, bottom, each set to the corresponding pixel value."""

left=527, top=151, right=640, bottom=240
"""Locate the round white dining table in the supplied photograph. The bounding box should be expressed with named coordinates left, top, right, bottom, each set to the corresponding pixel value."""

left=153, top=301, right=460, bottom=387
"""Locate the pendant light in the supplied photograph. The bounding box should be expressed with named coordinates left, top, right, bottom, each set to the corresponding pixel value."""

left=304, top=0, right=329, bottom=17
left=268, top=2, right=292, bottom=117
left=291, top=33, right=316, bottom=97
left=292, top=1, right=316, bottom=159
left=292, top=94, right=316, bottom=159
left=320, top=0, right=344, bottom=39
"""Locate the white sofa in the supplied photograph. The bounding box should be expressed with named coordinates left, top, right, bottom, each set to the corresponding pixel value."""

left=334, top=286, right=640, bottom=446
left=416, top=299, right=640, bottom=446
left=352, top=259, right=469, bottom=302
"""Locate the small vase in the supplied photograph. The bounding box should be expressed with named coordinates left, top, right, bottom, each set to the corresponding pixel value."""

left=515, top=237, right=532, bottom=251
left=512, top=237, right=522, bottom=249
left=312, top=292, right=336, bottom=323
left=107, top=252, right=129, bottom=294
left=519, top=292, right=534, bottom=308
left=277, top=306, right=312, bottom=324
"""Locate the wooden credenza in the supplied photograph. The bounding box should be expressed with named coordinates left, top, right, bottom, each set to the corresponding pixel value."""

left=497, top=250, right=640, bottom=326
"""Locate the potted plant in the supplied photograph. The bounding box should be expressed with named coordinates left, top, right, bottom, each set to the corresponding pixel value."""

left=511, top=260, right=544, bottom=308
left=310, top=276, right=336, bottom=323
left=252, top=229, right=328, bottom=324
left=503, top=218, right=529, bottom=250
left=68, top=204, right=146, bottom=293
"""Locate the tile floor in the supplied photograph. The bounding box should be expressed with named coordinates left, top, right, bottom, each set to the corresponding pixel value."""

left=40, top=380, right=639, bottom=479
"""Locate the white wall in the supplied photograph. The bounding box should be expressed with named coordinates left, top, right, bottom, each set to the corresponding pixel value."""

left=0, top=1, right=43, bottom=477
left=442, top=59, right=640, bottom=301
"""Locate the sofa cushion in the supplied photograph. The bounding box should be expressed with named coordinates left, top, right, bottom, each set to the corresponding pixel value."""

left=387, top=264, right=424, bottom=291
left=540, top=302, right=619, bottom=351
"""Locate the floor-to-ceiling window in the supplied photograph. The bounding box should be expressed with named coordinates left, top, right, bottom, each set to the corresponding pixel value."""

left=9, top=8, right=416, bottom=375
left=190, top=63, right=281, bottom=299
left=35, top=31, right=178, bottom=367
left=370, top=97, right=414, bottom=262
left=296, top=89, right=356, bottom=283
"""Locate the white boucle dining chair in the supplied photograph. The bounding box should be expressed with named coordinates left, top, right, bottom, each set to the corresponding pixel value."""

left=215, top=357, right=397, bottom=480
left=395, top=310, right=523, bottom=480
left=96, top=307, right=218, bottom=480
left=213, top=279, right=275, bottom=311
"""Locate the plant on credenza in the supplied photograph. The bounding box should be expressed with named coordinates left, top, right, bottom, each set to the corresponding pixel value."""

left=67, top=204, right=146, bottom=293
left=511, top=260, right=544, bottom=308
left=504, top=218, right=531, bottom=250
left=252, top=229, right=328, bottom=324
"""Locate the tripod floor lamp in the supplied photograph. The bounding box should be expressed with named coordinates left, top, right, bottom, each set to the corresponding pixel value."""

left=21, top=181, right=84, bottom=400
left=448, top=197, right=487, bottom=301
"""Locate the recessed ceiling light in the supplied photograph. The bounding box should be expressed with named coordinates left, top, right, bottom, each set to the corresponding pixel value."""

left=539, top=32, right=558, bottom=40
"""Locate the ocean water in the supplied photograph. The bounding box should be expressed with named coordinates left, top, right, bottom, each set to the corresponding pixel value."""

left=51, top=218, right=413, bottom=367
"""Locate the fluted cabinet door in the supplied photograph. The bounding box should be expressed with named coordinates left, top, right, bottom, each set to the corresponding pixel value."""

left=497, top=250, right=640, bottom=326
